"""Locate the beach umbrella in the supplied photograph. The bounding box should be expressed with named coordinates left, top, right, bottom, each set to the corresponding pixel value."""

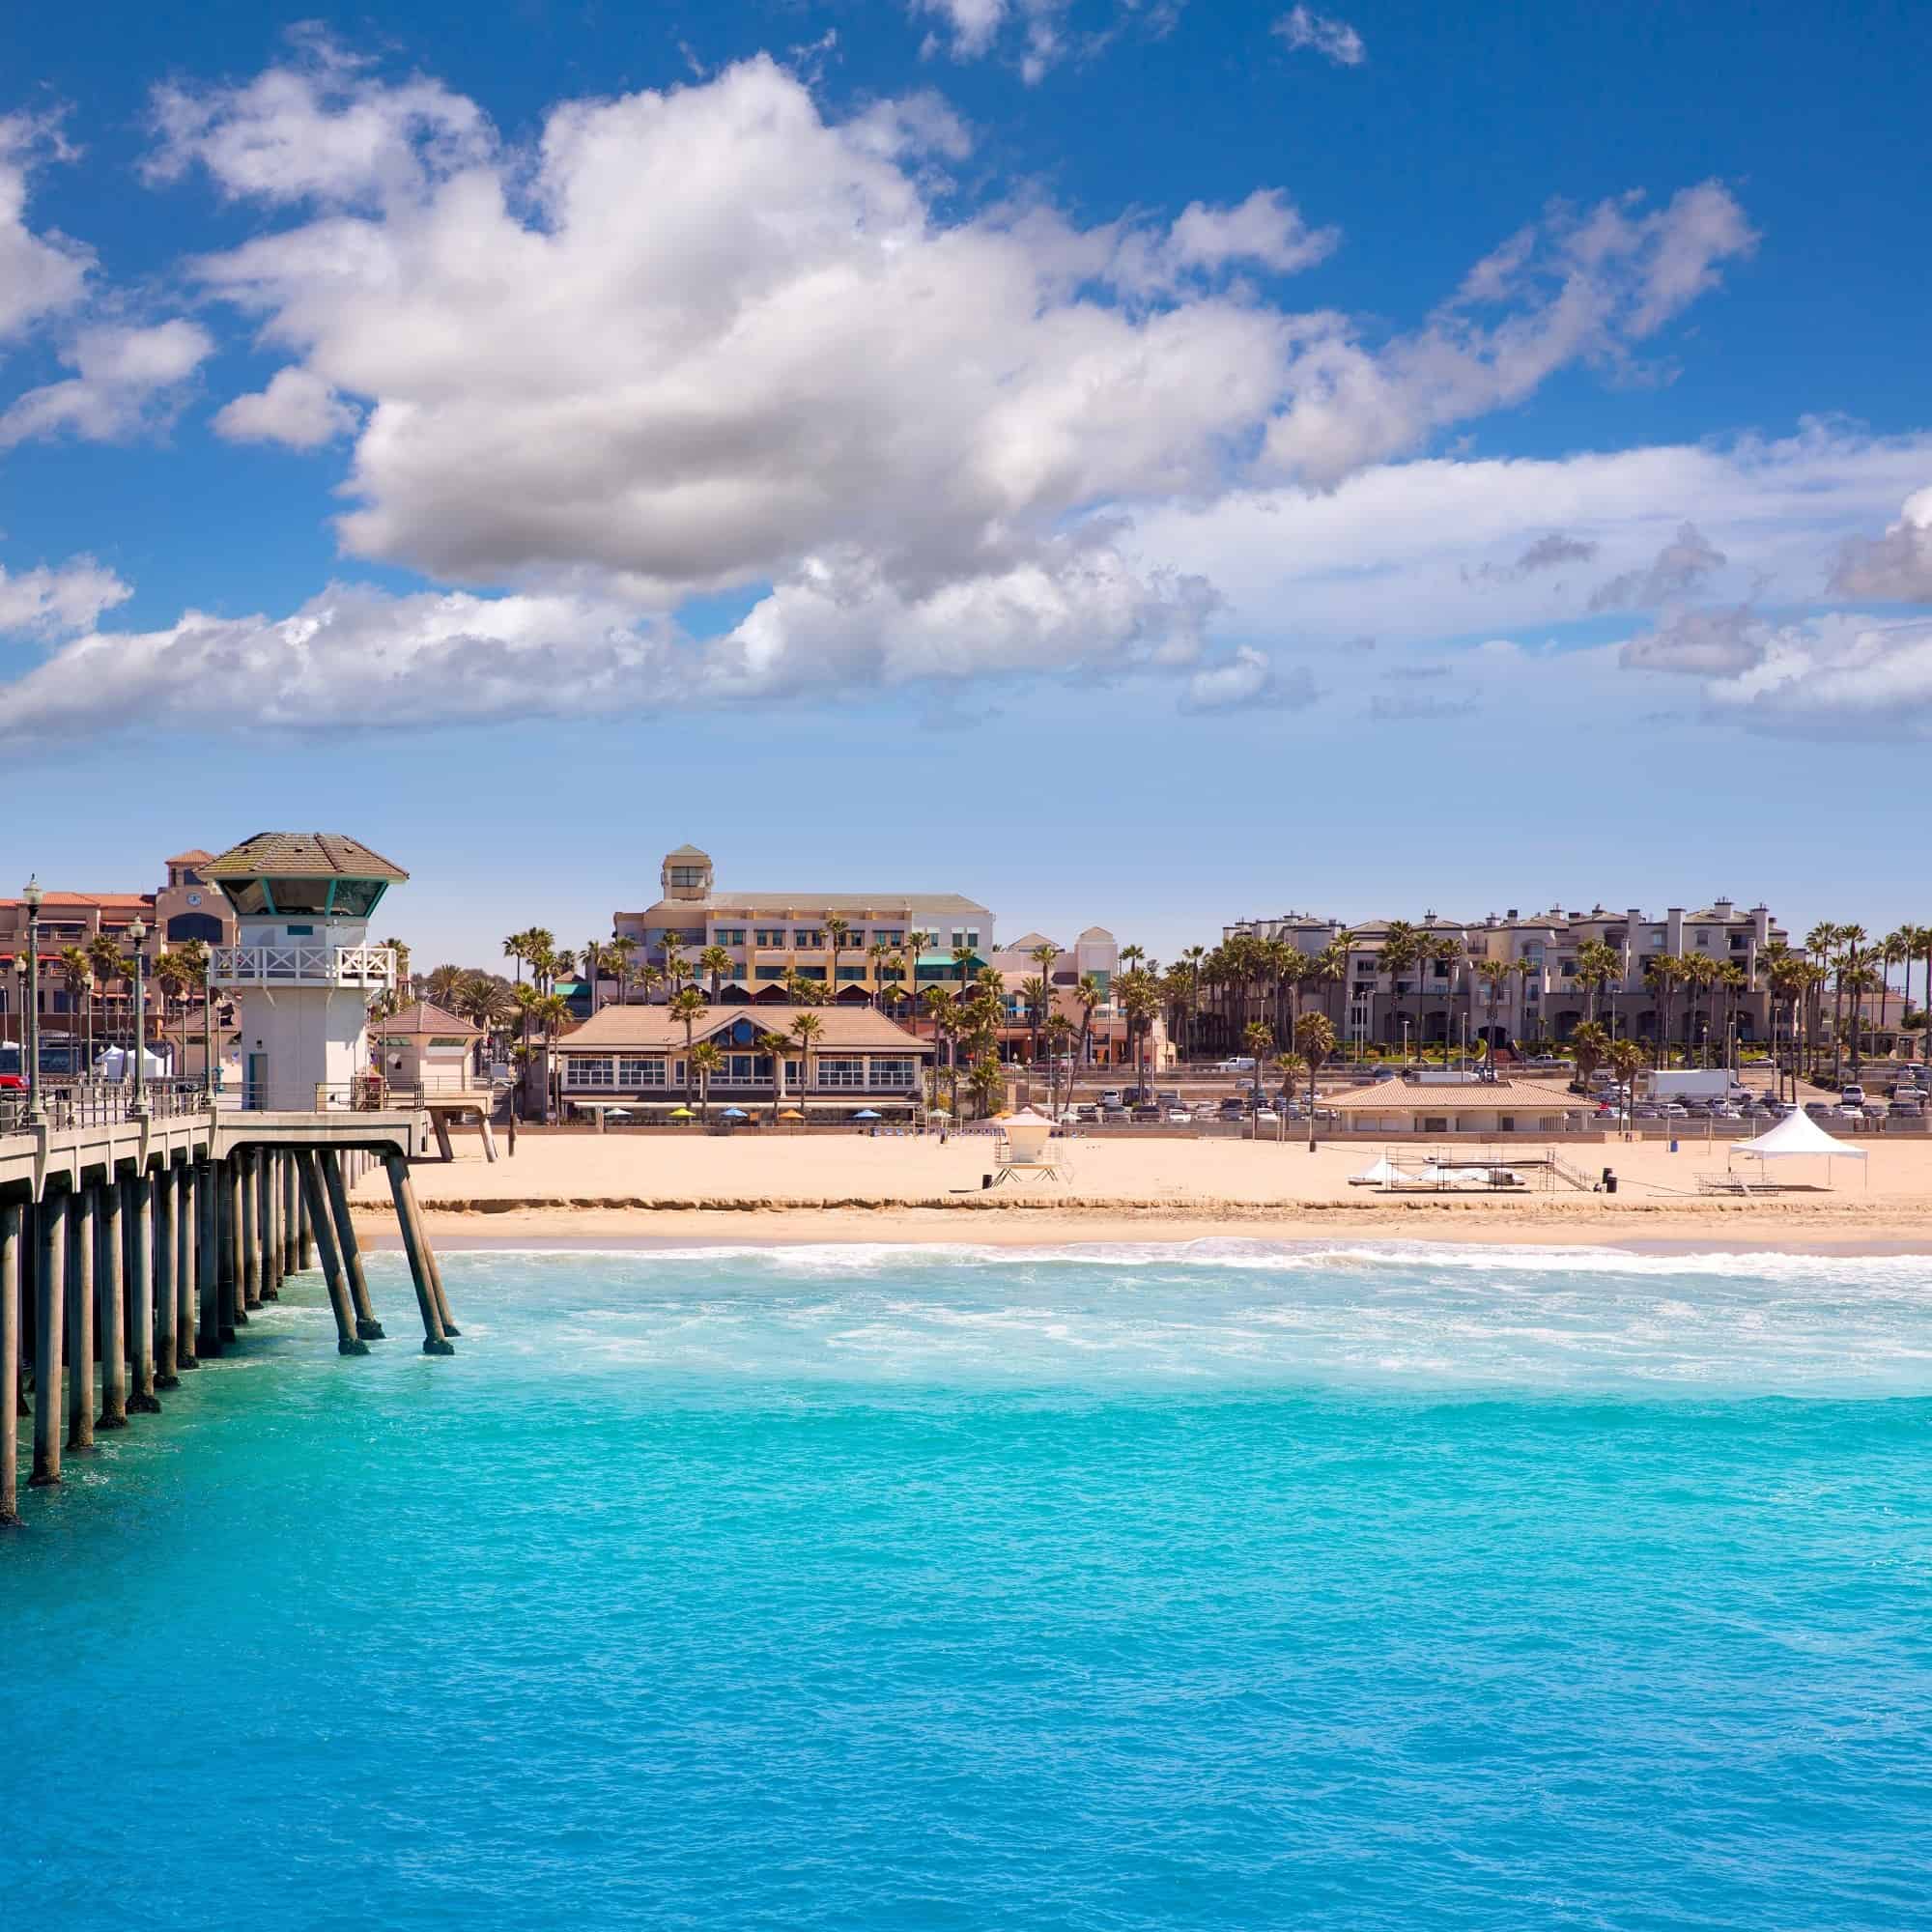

left=668, top=1106, right=695, bottom=1119
left=721, top=1106, right=749, bottom=1119
left=607, top=1108, right=631, bottom=1120
left=779, top=1108, right=805, bottom=1120
left=928, top=1107, right=952, bottom=1119
left=854, top=1108, right=882, bottom=1120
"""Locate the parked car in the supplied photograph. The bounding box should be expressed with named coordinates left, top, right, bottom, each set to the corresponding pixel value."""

left=1216, top=1057, right=1257, bottom=1072
left=1658, top=1103, right=1690, bottom=1120
left=1253, top=1108, right=1280, bottom=1127
left=1804, top=1100, right=1833, bottom=1118
left=1098, top=1090, right=1123, bottom=1109
left=1165, top=1108, right=1193, bottom=1124
left=1155, top=1091, right=1182, bottom=1109
left=1099, top=1106, right=1129, bottom=1123
left=1841, top=1085, right=1866, bottom=1108
left=1889, top=1098, right=1925, bottom=1119
left=1130, top=1103, right=1161, bottom=1122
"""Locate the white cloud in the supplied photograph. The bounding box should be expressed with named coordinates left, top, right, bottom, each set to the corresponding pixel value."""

left=913, top=0, right=1014, bottom=61
left=1696, top=611, right=1932, bottom=737
left=1260, top=185, right=1757, bottom=487
left=1829, top=486, right=1932, bottom=602
left=213, top=365, right=359, bottom=447
left=1587, top=519, right=1725, bottom=611
left=0, top=540, right=1220, bottom=741
left=0, top=554, right=130, bottom=636
left=0, top=319, right=213, bottom=449
left=145, top=34, right=490, bottom=209
left=1179, top=644, right=1314, bottom=712
left=1273, top=7, right=1366, bottom=67
left=1165, top=187, right=1338, bottom=277
left=0, top=113, right=93, bottom=345
left=1619, top=603, right=1764, bottom=675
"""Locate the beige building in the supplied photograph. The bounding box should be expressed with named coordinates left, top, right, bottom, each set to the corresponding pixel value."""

left=1325, top=1073, right=1596, bottom=1135
left=371, top=1000, right=487, bottom=1094
left=611, top=845, right=993, bottom=1007
left=551, top=1002, right=933, bottom=1122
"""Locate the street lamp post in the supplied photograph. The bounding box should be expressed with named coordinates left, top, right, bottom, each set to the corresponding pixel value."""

left=20, top=875, right=43, bottom=1125
left=128, top=916, right=149, bottom=1115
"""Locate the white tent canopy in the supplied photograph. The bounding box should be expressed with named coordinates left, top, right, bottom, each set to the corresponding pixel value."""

left=1732, top=1110, right=1867, bottom=1161
left=95, top=1045, right=168, bottom=1080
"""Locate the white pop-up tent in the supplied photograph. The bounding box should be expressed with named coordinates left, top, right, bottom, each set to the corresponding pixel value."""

left=95, top=1045, right=169, bottom=1081
left=1730, top=1107, right=1867, bottom=1184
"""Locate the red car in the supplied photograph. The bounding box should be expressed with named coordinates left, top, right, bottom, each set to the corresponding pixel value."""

left=0, top=1073, right=25, bottom=1090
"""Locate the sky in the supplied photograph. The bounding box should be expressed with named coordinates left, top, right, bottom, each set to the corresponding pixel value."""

left=3, top=0, right=1930, bottom=969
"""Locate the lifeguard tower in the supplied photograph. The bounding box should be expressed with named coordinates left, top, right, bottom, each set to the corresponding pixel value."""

left=204, top=834, right=406, bottom=1111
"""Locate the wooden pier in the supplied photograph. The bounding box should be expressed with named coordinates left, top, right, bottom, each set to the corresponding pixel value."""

left=0, top=1089, right=453, bottom=1527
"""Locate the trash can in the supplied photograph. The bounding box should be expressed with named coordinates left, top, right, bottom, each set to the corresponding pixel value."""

left=1668, top=1138, right=1679, bottom=1154
left=1602, top=1168, right=1618, bottom=1195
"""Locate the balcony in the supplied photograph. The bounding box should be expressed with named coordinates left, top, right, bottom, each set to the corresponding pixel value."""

left=212, top=945, right=396, bottom=989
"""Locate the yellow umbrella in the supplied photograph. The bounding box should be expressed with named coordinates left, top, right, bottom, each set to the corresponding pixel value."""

left=779, top=1108, right=805, bottom=1121
left=668, top=1106, right=695, bottom=1119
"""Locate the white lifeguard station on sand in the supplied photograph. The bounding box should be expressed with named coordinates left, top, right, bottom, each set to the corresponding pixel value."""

left=989, top=1109, right=1069, bottom=1186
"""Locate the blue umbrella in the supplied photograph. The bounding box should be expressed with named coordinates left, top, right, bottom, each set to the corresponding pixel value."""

left=853, top=1108, right=882, bottom=1120
left=721, top=1106, right=749, bottom=1119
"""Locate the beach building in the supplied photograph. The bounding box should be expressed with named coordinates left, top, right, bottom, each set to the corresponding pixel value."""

left=611, top=845, right=994, bottom=1007
left=0, top=848, right=239, bottom=1073
left=370, top=1001, right=487, bottom=1094
left=550, top=1002, right=934, bottom=1122
left=1211, top=897, right=1804, bottom=1059
left=987, top=927, right=1150, bottom=1066
left=1323, top=1073, right=1596, bottom=1135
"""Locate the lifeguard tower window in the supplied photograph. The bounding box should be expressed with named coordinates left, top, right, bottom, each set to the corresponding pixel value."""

left=217, top=876, right=389, bottom=917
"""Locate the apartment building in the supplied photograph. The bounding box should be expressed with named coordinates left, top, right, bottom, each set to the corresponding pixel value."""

left=611, top=845, right=994, bottom=1005
left=988, top=927, right=1136, bottom=1065
left=1213, top=898, right=1798, bottom=1057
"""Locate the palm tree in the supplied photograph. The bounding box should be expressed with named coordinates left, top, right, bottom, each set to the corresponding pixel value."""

left=867, top=941, right=894, bottom=1009
left=1681, top=952, right=1719, bottom=1066
left=1833, top=925, right=1867, bottom=1081
left=1272, top=1050, right=1305, bottom=1117
left=1177, top=944, right=1208, bottom=1062
left=1378, top=921, right=1420, bottom=1061
left=689, top=1041, right=723, bottom=1122
left=87, top=931, right=125, bottom=1054
left=699, top=944, right=734, bottom=1001
left=1120, top=970, right=1161, bottom=1100
left=1243, top=1020, right=1274, bottom=1127
left=155, top=950, right=196, bottom=1078
left=1042, top=1013, right=1076, bottom=1114
left=788, top=1011, right=824, bottom=1108
left=1474, top=958, right=1512, bottom=1061
left=1569, top=1020, right=1610, bottom=1094
left=380, top=935, right=412, bottom=1001
left=1293, top=1011, right=1336, bottom=1152
left=1605, top=1037, right=1644, bottom=1131
left=1073, top=973, right=1102, bottom=1073
left=58, top=945, right=93, bottom=1074
left=1643, top=953, right=1682, bottom=1065
left=757, top=1030, right=793, bottom=1123
left=1575, top=938, right=1620, bottom=1028
left=668, top=987, right=708, bottom=1076
left=1020, top=975, right=1052, bottom=1069
left=535, top=989, right=572, bottom=1122
left=611, top=934, right=638, bottom=1008
left=1881, top=928, right=1911, bottom=1060
left=581, top=940, right=611, bottom=1013
left=636, top=962, right=667, bottom=1006
left=825, top=918, right=852, bottom=1002
left=661, top=935, right=688, bottom=996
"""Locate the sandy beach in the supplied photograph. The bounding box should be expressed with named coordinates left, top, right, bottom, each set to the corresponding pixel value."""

left=347, top=1129, right=1932, bottom=1252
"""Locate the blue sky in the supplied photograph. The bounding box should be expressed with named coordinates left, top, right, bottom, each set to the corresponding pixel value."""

left=3, top=1, right=1930, bottom=966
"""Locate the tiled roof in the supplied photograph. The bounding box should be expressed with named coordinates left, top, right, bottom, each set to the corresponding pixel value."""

left=1325, top=1077, right=1589, bottom=1113
left=371, top=1000, right=480, bottom=1037
left=664, top=843, right=711, bottom=859
left=0, top=892, right=156, bottom=909
left=205, top=833, right=409, bottom=880
left=555, top=1004, right=932, bottom=1053
left=165, top=848, right=215, bottom=865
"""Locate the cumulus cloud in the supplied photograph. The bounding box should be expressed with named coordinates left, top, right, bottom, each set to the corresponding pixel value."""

left=910, top=1, right=1174, bottom=81
left=1179, top=643, right=1314, bottom=713
left=1828, top=486, right=1932, bottom=602
left=213, top=365, right=358, bottom=447
left=0, top=319, right=213, bottom=449
left=1262, top=185, right=1756, bottom=487
left=0, top=113, right=93, bottom=344
left=1165, top=187, right=1338, bottom=277
left=1619, top=603, right=1764, bottom=675
left=1273, top=7, right=1365, bottom=67
left=0, top=540, right=1223, bottom=742
left=0, top=554, right=130, bottom=636
left=1697, top=612, right=1932, bottom=737
left=1587, top=519, right=1726, bottom=611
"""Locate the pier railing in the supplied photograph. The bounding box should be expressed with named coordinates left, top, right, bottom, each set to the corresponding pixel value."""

left=0, top=1077, right=210, bottom=1134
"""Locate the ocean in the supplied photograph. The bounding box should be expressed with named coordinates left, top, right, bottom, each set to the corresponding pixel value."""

left=3, top=1238, right=1930, bottom=1929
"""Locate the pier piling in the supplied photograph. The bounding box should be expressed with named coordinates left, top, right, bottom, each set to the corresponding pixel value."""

left=66, top=1188, right=95, bottom=1453
left=384, top=1154, right=452, bottom=1354
left=321, top=1151, right=384, bottom=1339
left=296, top=1153, right=366, bottom=1355
left=176, top=1165, right=199, bottom=1371
left=282, top=1154, right=298, bottom=1275
left=257, top=1154, right=279, bottom=1302
left=99, top=1179, right=128, bottom=1430
left=222, top=1159, right=243, bottom=1334
left=128, top=1173, right=160, bottom=1414
left=156, top=1167, right=179, bottom=1390
left=241, top=1152, right=261, bottom=1312
left=2, top=1205, right=21, bottom=1525
left=196, top=1159, right=222, bottom=1358
left=31, top=1193, right=67, bottom=1488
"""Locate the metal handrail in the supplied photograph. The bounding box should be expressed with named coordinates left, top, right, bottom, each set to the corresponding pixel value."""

left=0, top=1076, right=209, bottom=1133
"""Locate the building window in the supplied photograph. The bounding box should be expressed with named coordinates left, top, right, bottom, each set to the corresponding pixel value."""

left=755, top=928, right=786, bottom=947
left=629, top=1060, right=667, bottom=1087
left=668, top=867, right=706, bottom=889
left=817, top=1057, right=867, bottom=1089
left=794, top=929, right=825, bottom=949
left=872, top=1060, right=915, bottom=1089
left=714, top=928, right=746, bottom=947
left=837, top=966, right=867, bottom=981
left=878, top=929, right=903, bottom=946
left=755, top=965, right=785, bottom=981
left=568, top=1058, right=615, bottom=1088
left=1694, top=930, right=1710, bottom=947
left=795, top=965, right=825, bottom=981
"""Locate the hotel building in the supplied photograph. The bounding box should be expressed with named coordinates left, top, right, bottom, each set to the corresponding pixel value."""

left=1209, top=899, right=1803, bottom=1057
left=611, top=845, right=995, bottom=1005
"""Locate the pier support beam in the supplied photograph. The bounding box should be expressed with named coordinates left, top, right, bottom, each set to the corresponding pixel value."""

left=31, top=1194, right=67, bottom=1488
left=155, top=1167, right=179, bottom=1390
left=176, top=1165, right=198, bottom=1371
left=258, top=1153, right=279, bottom=1301
left=1, top=1205, right=21, bottom=1524
left=128, top=1173, right=160, bottom=1413
left=241, top=1151, right=262, bottom=1311
left=384, top=1154, right=452, bottom=1355
left=66, top=1187, right=95, bottom=1452
left=99, top=1178, right=128, bottom=1430
left=321, top=1151, right=384, bottom=1340
left=220, top=1159, right=242, bottom=1336
left=296, top=1153, right=366, bottom=1355
left=282, top=1155, right=298, bottom=1275
left=298, top=1179, right=314, bottom=1273
left=196, top=1160, right=222, bottom=1358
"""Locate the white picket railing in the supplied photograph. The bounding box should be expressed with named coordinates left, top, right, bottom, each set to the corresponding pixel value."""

left=212, top=946, right=396, bottom=988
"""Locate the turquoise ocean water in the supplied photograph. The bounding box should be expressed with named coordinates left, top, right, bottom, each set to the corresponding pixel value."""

left=4, top=1238, right=1931, bottom=1929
